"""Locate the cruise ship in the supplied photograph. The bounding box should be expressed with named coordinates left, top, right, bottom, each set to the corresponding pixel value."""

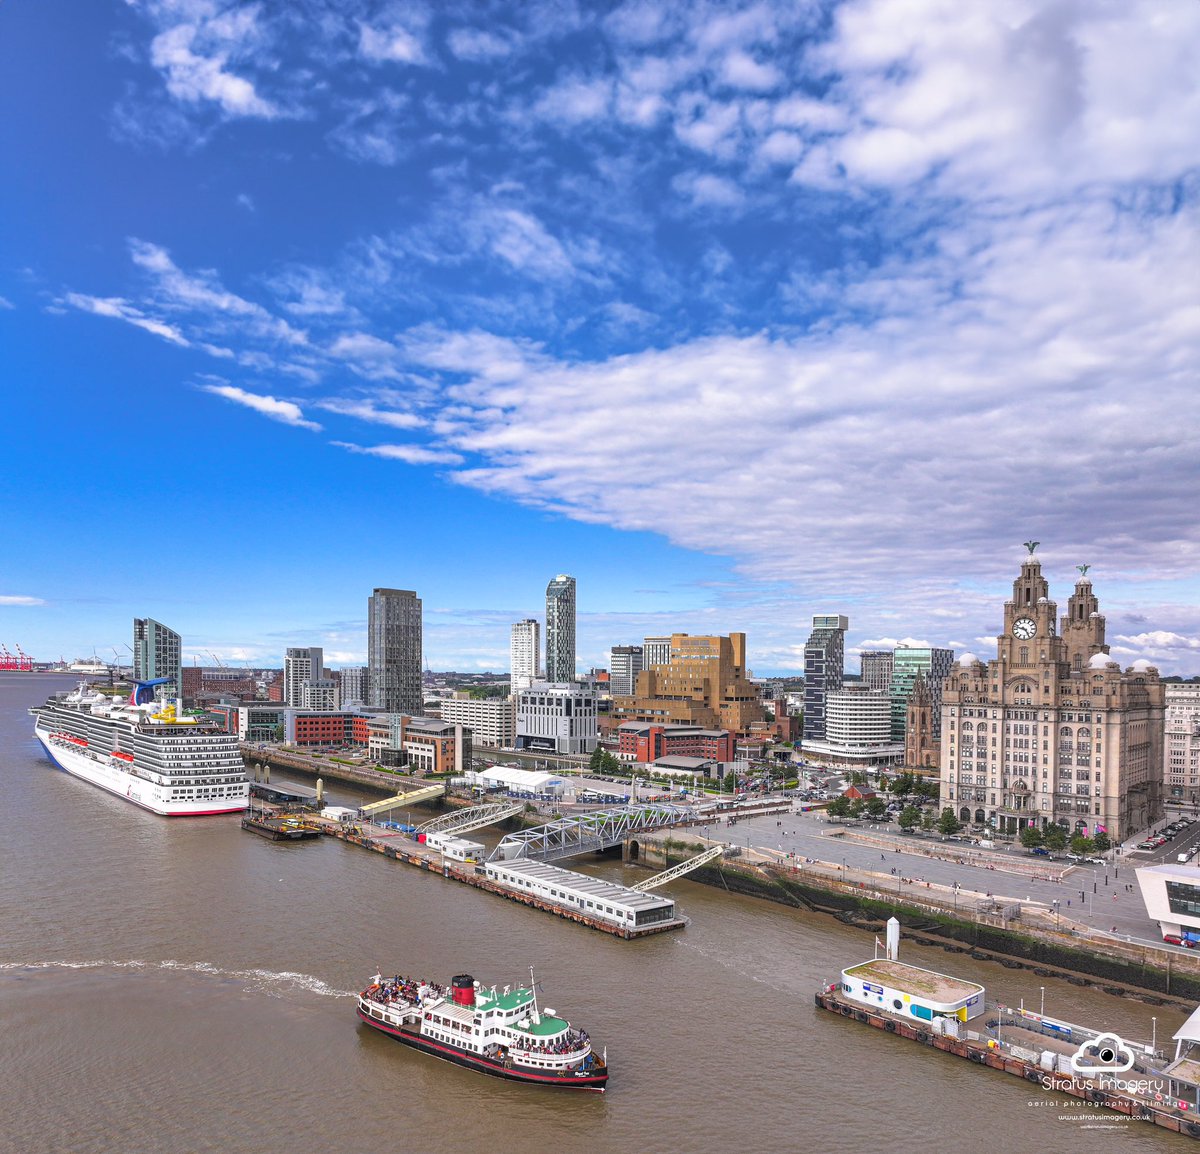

left=30, top=680, right=249, bottom=816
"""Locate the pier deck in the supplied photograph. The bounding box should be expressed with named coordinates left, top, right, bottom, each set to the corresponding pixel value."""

left=296, top=812, right=682, bottom=939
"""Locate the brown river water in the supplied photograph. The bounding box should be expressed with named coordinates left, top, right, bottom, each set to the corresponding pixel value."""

left=0, top=673, right=1192, bottom=1154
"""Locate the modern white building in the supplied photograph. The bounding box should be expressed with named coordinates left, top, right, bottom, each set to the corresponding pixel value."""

left=545, top=575, right=576, bottom=683
left=802, top=685, right=905, bottom=767
left=1165, top=685, right=1200, bottom=805
left=439, top=694, right=516, bottom=748
left=300, top=677, right=339, bottom=711
left=609, top=645, right=644, bottom=697
left=338, top=665, right=370, bottom=707
left=482, top=858, right=678, bottom=932
left=839, top=958, right=985, bottom=1025
left=284, top=647, right=324, bottom=708
left=471, top=765, right=566, bottom=797
left=642, top=636, right=672, bottom=670
left=1135, top=863, right=1200, bottom=943
left=516, top=681, right=597, bottom=755
left=510, top=619, right=541, bottom=695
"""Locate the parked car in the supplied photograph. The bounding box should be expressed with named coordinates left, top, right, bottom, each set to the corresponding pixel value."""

left=1029, top=846, right=1051, bottom=856
left=1164, top=934, right=1185, bottom=945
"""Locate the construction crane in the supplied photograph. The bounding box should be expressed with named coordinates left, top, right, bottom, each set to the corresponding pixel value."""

left=207, top=650, right=226, bottom=669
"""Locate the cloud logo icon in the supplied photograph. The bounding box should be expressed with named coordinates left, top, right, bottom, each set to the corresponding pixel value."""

left=1070, top=1032, right=1135, bottom=1076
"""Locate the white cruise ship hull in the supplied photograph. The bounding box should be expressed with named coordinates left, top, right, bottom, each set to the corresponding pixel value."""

left=35, top=726, right=247, bottom=817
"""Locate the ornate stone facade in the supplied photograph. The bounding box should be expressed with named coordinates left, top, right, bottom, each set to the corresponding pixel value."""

left=939, top=553, right=1164, bottom=840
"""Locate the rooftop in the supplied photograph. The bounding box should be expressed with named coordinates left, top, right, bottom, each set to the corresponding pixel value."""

left=487, top=857, right=674, bottom=914
left=845, top=958, right=983, bottom=1003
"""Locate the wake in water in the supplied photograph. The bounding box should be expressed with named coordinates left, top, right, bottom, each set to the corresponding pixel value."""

left=0, top=958, right=359, bottom=998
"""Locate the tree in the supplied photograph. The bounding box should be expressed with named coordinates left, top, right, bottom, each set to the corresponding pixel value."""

left=915, top=780, right=940, bottom=802
left=898, top=805, right=922, bottom=832
left=876, top=773, right=890, bottom=793
left=921, top=810, right=937, bottom=832
left=723, top=771, right=738, bottom=794
left=588, top=746, right=605, bottom=773
left=848, top=799, right=865, bottom=820
left=1019, top=825, right=1044, bottom=850
left=1070, top=834, right=1096, bottom=856
left=1043, top=825, right=1069, bottom=852
left=826, top=795, right=851, bottom=818
left=866, top=797, right=887, bottom=819
left=892, top=772, right=916, bottom=799
left=1093, top=831, right=1112, bottom=853
left=937, top=807, right=963, bottom=835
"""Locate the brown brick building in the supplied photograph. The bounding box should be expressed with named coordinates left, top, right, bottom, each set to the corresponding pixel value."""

left=611, top=632, right=765, bottom=736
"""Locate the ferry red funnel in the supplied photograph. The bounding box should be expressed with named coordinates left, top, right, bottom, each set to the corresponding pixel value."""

left=451, top=974, right=475, bottom=1007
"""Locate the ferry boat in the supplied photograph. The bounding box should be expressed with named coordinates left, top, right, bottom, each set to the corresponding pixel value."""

left=29, top=679, right=249, bottom=816
left=356, top=969, right=608, bottom=1090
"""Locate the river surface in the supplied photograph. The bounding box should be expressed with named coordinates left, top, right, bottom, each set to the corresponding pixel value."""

left=1, top=673, right=1192, bottom=1154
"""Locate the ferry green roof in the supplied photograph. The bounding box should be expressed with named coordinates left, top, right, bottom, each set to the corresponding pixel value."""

left=511, top=1014, right=568, bottom=1037
left=476, top=987, right=533, bottom=1011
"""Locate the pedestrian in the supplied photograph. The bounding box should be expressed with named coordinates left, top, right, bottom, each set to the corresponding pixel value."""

left=881, top=853, right=886, bottom=860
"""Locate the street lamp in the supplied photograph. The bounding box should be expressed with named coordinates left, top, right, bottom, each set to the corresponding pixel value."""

left=1152, top=1016, right=1158, bottom=1056
left=1040, top=986, right=1045, bottom=1017
left=1052, top=899, right=1060, bottom=927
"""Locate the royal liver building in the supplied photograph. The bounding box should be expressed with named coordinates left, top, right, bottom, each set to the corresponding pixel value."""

left=940, top=549, right=1164, bottom=841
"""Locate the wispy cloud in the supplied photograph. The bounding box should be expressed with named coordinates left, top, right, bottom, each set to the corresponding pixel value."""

left=315, top=398, right=424, bottom=430
left=332, top=440, right=463, bottom=465
left=0, top=595, right=46, bottom=606
left=198, top=384, right=322, bottom=431
left=63, top=292, right=190, bottom=346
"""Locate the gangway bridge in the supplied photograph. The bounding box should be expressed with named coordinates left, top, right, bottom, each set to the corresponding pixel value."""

left=359, top=782, right=445, bottom=817
left=630, top=844, right=724, bottom=891
left=488, top=802, right=694, bottom=864
left=415, top=801, right=524, bottom=837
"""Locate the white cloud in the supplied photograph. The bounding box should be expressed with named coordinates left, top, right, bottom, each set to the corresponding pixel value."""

left=673, top=171, right=745, bottom=208
left=332, top=440, right=463, bottom=465
left=447, top=26, right=515, bottom=61
left=199, top=384, right=322, bottom=431
left=315, top=398, right=424, bottom=430
left=0, top=295, right=14, bottom=309
left=129, top=239, right=307, bottom=345
left=63, top=292, right=190, bottom=346
left=358, top=21, right=427, bottom=65
left=149, top=9, right=278, bottom=118
left=0, top=595, right=46, bottom=606
left=719, top=49, right=782, bottom=91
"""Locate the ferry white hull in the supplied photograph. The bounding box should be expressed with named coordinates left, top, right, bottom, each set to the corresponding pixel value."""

left=35, top=726, right=247, bottom=817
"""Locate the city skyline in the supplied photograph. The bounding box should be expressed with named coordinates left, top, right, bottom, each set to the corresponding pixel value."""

left=3, top=3, right=1199, bottom=676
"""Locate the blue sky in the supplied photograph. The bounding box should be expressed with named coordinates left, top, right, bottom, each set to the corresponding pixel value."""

left=2, top=1, right=1199, bottom=676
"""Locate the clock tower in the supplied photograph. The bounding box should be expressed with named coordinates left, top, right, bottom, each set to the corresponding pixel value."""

left=997, top=558, right=1067, bottom=671
left=939, top=546, right=1165, bottom=842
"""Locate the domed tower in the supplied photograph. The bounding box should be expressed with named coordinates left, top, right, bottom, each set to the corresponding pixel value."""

left=1061, top=567, right=1108, bottom=674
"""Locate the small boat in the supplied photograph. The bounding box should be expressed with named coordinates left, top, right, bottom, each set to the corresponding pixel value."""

left=356, top=969, right=608, bottom=1090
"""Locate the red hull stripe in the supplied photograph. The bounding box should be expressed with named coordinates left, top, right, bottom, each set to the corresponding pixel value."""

left=356, top=1007, right=607, bottom=1088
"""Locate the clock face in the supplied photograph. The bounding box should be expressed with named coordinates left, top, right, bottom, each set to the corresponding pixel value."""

left=1012, top=617, right=1036, bottom=640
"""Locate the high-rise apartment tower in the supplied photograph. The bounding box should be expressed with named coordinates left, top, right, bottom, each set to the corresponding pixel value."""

left=368, top=588, right=423, bottom=715
left=545, top=575, right=576, bottom=683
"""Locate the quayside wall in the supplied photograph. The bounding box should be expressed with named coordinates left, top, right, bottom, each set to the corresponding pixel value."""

left=634, top=833, right=1200, bottom=1004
